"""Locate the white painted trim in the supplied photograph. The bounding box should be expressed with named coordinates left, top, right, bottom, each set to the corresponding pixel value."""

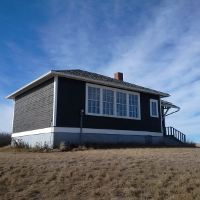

left=150, top=99, right=159, bottom=118
left=6, top=71, right=53, bottom=99
left=12, top=127, right=163, bottom=137
left=85, top=83, right=141, bottom=120
left=53, top=76, right=58, bottom=126
left=11, top=99, right=15, bottom=135
left=12, top=127, right=52, bottom=137
left=159, top=97, right=163, bottom=134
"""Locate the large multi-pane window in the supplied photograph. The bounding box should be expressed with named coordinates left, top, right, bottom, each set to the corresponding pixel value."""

left=129, top=94, right=138, bottom=118
left=86, top=83, right=140, bottom=119
left=88, top=86, right=100, bottom=114
left=116, top=92, right=126, bottom=117
left=150, top=99, right=158, bottom=117
left=103, top=89, right=114, bottom=115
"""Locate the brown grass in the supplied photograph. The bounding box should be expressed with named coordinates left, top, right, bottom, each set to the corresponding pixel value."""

left=0, top=147, right=200, bottom=200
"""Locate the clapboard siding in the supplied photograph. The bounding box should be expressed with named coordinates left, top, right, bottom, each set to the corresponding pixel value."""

left=56, top=77, right=162, bottom=133
left=13, top=78, right=54, bottom=133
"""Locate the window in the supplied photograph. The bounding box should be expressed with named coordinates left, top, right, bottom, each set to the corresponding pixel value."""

left=88, top=86, right=100, bottom=114
left=150, top=99, right=159, bottom=117
left=116, top=92, right=126, bottom=116
left=86, top=83, right=140, bottom=120
left=103, top=89, right=114, bottom=115
left=129, top=94, right=138, bottom=118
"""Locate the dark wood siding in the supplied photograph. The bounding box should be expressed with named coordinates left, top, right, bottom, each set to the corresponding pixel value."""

left=13, top=78, right=54, bottom=133
left=57, top=77, right=162, bottom=133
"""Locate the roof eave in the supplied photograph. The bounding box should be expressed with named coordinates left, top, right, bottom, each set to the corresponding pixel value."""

left=6, top=70, right=170, bottom=99
left=6, top=71, right=53, bottom=99
left=52, top=71, right=170, bottom=97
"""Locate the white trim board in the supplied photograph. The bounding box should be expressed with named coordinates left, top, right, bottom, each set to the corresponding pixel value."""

left=52, top=76, right=58, bottom=126
left=12, top=127, right=52, bottom=137
left=159, top=97, right=163, bottom=133
left=12, top=127, right=163, bottom=137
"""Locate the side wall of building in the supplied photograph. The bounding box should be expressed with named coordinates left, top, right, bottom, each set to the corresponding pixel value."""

left=56, top=77, right=162, bottom=133
left=13, top=78, right=54, bottom=133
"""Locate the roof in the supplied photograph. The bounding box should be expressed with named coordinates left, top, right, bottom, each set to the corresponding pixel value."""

left=7, top=69, right=170, bottom=99
left=161, top=100, right=180, bottom=109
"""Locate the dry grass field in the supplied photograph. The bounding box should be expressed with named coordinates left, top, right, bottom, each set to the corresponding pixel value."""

left=0, top=147, right=200, bottom=200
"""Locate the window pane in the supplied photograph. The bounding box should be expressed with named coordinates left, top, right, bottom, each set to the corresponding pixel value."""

left=151, top=101, right=158, bottom=116
left=153, top=108, right=157, bottom=116
left=116, top=92, right=126, bottom=116
left=92, top=107, right=95, bottom=113
left=129, top=94, right=139, bottom=118
left=88, top=100, right=91, bottom=106
left=103, top=89, right=114, bottom=115
left=89, top=93, right=92, bottom=100
left=88, top=86, right=100, bottom=114
left=103, top=90, right=106, bottom=101
left=88, top=87, right=92, bottom=93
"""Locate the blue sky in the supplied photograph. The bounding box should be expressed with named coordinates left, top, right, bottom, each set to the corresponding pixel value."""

left=1, top=0, right=200, bottom=142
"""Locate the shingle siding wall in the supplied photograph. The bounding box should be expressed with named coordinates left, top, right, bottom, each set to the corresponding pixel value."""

left=13, top=78, right=54, bottom=133
left=57, top=77, right=162, bottom=133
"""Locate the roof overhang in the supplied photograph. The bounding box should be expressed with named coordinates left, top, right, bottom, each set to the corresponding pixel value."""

left=6, top=71, right=54, bottom=99
left=7, top=71, right=170, bottom=99
left=161, top=100, right=180, bottom=117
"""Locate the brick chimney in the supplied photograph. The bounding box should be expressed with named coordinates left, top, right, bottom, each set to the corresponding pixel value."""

left=114, top=72, right=123, bottom=81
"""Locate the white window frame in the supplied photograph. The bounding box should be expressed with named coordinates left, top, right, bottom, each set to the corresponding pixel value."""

left=150, top=99, right=159, bottom=118
left=116, top=91, right=127, bottom=117
left=103, top=89, right=114, bottom=116
left=85, top=83, right=141, bottom=120
left=129, top=93, right=139, bottom=119
left=86, top=84, right=102, bottom=116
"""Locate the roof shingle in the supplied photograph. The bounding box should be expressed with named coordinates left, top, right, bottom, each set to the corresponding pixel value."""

left=53, top=69, right=169, bottom=97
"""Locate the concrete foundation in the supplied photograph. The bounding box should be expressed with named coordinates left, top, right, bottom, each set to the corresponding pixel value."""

left=12, top=132, right=164, bottom=148
left=12, top=132, right=54, bottom=148
left=54, top=132, right=163, bottom=146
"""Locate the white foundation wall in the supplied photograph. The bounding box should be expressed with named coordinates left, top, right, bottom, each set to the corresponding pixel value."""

left=12, top=132, right=54, bottom=148
left=11, top=127, right=163, bottom=148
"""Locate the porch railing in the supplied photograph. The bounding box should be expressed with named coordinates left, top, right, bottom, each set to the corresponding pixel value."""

left=165, top=126, right=186, bottom=143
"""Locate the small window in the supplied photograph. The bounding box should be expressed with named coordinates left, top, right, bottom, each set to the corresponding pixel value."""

left=116, top=92, right=126, bottom=116
left=150, top=99, right=159, bottom=117
left=88, top=86, right=100, bottom=114
left=103, top=89, right=114, bottom=115
left=129, top=94, right=138, bottom=118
